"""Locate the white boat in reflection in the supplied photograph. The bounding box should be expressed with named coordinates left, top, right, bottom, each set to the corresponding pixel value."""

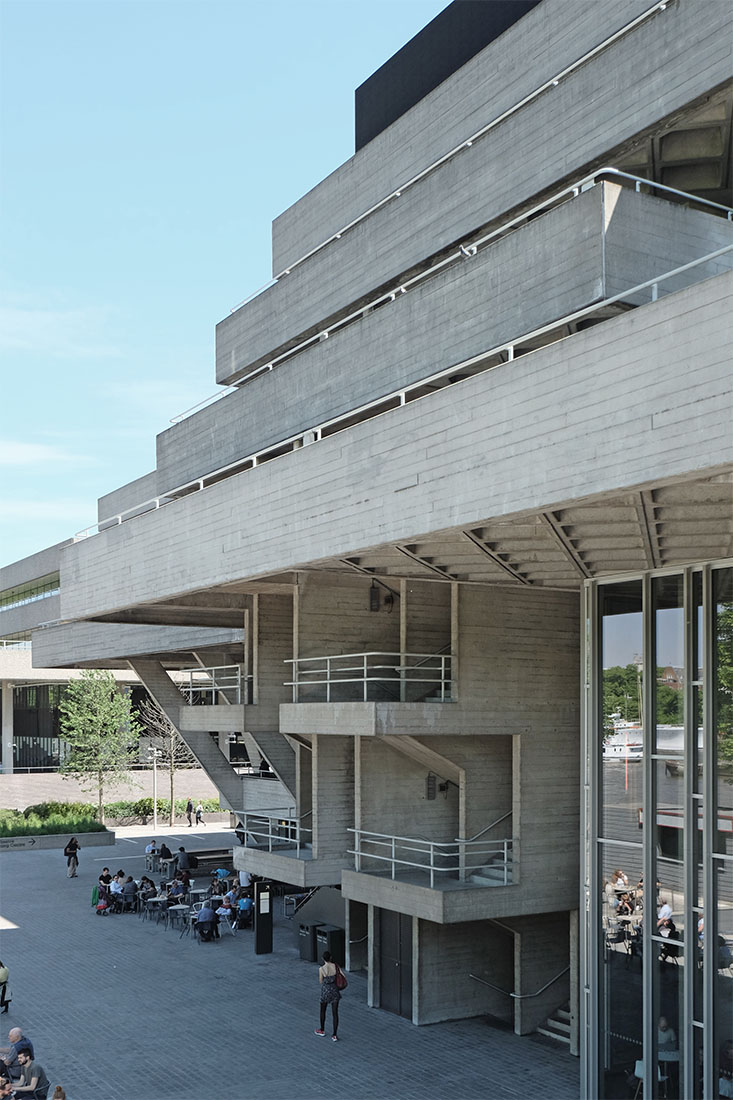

left=603, top=724, right=688, bottom=760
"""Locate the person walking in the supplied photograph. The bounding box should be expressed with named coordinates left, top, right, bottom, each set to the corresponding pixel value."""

left=315, top=951, right=344, bottom=1042
left=0, top=961, right=10, bottom=1014
left=185, top=798, right=194, bottom=827
left=63, top=837, right=80, bottom=878
left=195, top=802, right=205, bottom=826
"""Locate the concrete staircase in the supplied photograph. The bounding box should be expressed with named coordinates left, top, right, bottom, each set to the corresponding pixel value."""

left=243, top=730, right=296, bottom=798
left=132, top=658, right=296, bottom=804
left=537, top=1003, right=572, bottom=1047
left=468, top=849, right=513, bottom=886
left=130, top=658, right=248, bottom=811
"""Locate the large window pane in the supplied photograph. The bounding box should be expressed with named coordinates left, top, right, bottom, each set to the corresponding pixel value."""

left=601, top=581, right=644, bottom=843
left=713, top=568, right=733, bottom=818
left=653, top=574, right=684, bottom=755
left=599, top=840, right=644, bottom=1098
left=652, top=947, right=685, bottom=1100
left=653, top=759, right=686, bottom=951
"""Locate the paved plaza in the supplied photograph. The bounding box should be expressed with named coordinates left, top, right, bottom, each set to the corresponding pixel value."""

left=0, top=826, right=579, bottom=1100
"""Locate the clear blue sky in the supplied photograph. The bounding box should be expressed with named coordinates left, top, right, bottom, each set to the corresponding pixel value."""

left=0, top=0, right=447, bottom=568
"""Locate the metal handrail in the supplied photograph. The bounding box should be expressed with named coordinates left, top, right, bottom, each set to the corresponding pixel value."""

left=227, top=1, right=674, bottom=306
left=238, top=808, right=313, bottom=854
left=284, top=651, right=452, bottom=703
left=349, top=826, right=513, bottom=889
left=464, top=811, right=512, bottom=843
left=285, top=649, right=447, bottom=662
left=509, top=966, right=570, bottom=1000
left=468, top=965, right=570, bottom=1001
left=178, top=664, right=248, bottom=705
left=469, top=973, right=513, bottom=998
left=77, top=232, right=733, bottom=540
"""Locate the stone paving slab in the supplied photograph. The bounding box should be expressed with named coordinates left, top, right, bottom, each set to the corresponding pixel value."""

left=0, top=829, right=579, bottom=1100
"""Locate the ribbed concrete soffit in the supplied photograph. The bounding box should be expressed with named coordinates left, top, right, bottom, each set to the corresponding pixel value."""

left=67, top=471, right=733, bottom=629
left=322, top=473, right=733, bottom=592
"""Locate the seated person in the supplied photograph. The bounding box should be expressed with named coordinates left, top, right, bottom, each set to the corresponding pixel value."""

left=13, top=1050, right=49, bottom=1098
left=718, top=936, right=733, bottom=970
left=175, top=868, right=191, bottom=889
left=617, top=893, right=634, bottom=917
left=139, top=876, right=157, bottom=901
left=659, top=918, right=680, bottom=960
left=0, top=1030, right=33, bottom=1083
left=108, top=876, right=124, bottom=912
left=236, top=892, right=254, bottom=928
left=144, top=840, right=158, bottom=855
left=195, top=903, right=219, bottom=941
left=158, top=843, right=173, bottom=862
left=165, top=881, right=187, bottom=907
left=657, top=898, right=673, bottom=926
left=611, top=868, right=629, bottom=891
left=224, top=885, right=239, bottom=907
left=658, top=1016, right=677, bottom=1049
left=121, top=877, right=138, bottom=907
left=215, top=900, right=235, bottom=928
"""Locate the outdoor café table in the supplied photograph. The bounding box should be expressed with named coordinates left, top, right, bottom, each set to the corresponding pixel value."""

left=147, top=896, right=168, bottom=925
left=189, top=888, right=208, bottom=903
left=167, top=904, right=190, bottom=932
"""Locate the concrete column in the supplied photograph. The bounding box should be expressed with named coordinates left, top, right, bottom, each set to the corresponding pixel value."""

left=569, top=907, right=579, bottom=1056
left=1, top=680, right=13, bottom=774
left=367, top=904, right=378, bottom=1008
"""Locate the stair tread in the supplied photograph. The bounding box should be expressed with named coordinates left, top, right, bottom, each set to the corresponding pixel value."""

left=537, top=1027, right=571, bottom=1045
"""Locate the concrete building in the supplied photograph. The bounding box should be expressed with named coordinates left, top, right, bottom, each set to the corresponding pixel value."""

left=6, top=1, right=732, bottom=1096
left=0, top=544, right=246, bottom=775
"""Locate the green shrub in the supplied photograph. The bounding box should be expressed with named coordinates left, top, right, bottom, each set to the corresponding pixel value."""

left=23, top=801, right=95, bottom=820
left=0, top=812, right=106, bottom=837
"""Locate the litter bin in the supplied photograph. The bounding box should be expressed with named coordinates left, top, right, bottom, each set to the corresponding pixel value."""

left=315, top=924, right=345, bottom=967
left=299, top=922, right=323, bottom=962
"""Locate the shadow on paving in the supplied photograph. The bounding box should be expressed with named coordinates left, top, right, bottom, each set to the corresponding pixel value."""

left=0, top=830, right=579, bottom=1100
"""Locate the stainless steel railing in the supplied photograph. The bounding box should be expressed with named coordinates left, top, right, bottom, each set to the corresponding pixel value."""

left=348, top=827, right=513, bottom=889
left=283, top=651, right=452, bottom=704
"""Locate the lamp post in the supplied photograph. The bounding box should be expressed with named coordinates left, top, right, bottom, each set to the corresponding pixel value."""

left=148, top=747, right=162, bottom=833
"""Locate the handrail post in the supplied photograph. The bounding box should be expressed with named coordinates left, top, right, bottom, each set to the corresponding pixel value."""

left=326, top=656, right=331, bottom=703
left=430, top=841, right=435, bottom=888
left=363, top=654, right=368, bottom=702
left=458, top=837, right=466, bottom=882
left=355, top=829, right=361, bottom=872
left=391, top=836, right=396, bottom=880
left=504, top=839, right=509, bottom=885
left=400, top=650, right=406, bottom=702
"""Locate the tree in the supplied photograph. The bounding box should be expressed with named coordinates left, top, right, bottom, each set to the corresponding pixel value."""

left=137, top=695, right=195, bottom=825
left=716, top=601, right=733, bottom=763
left=59, top=670, right=142, bottom=824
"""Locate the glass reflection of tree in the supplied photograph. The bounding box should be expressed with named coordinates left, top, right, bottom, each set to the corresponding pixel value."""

left=717, top=600, right=733, bottom=766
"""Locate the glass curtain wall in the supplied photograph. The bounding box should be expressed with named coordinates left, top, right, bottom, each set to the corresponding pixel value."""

left=583, top=563, right=733, bottom=1100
